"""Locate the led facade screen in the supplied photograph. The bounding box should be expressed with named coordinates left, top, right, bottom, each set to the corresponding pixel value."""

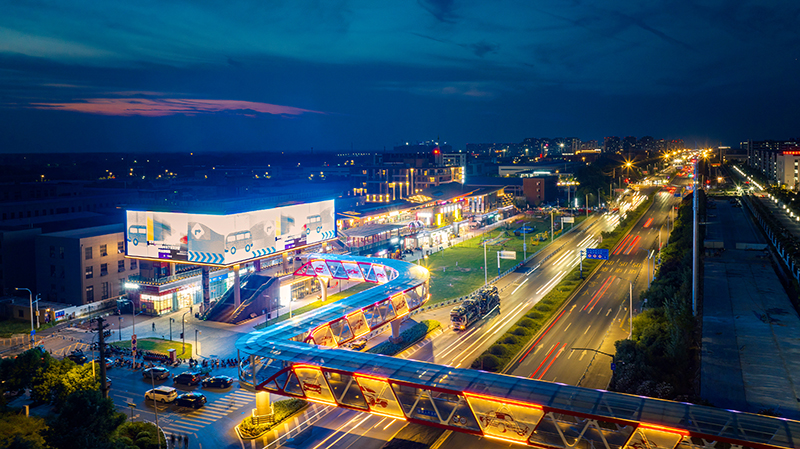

left=126, top=199, right=335, bottom=265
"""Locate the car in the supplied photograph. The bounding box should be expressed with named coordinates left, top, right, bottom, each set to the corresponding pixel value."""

left=175, top=392, right=207, bottom=409
left=142, top=367, right=171, bottom=381
left=173, top=372, right=201, bottom=386
left=201, top=375, right=234, bottom=389
left=67, top=353, right=88, bottom=365
left=104, top=376, right=112, bottom=388
left=145, top=386, right=177, bottom=403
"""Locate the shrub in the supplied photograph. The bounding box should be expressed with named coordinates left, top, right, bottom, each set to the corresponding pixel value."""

left=518, top=318, right=535, bottom=328
left=489, top=345, right=509, bottom=357
left=511, top=326, right=530, bottom=337
left=526, top=311, right=543, bottom=320
left=238, top=399, right=307, bottom=439
left=473, top=354, right=501, bottom=371
left=367, top=320, right=441, bottom=356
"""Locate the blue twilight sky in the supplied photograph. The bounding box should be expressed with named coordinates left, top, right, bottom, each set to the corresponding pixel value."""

left=0, top=0, right=798, bottom=153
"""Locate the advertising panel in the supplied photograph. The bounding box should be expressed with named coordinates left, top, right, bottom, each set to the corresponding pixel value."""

left=126, top=199, right=335, bottom=266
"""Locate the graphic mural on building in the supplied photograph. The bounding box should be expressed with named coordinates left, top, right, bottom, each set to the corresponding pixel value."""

left=126, top=200, right=335, bottom=266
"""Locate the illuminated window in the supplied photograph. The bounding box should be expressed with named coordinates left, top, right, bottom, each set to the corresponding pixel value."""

left=117, top=241, right=124, bottom=253
left=85, top=266, right=93, bottom=279
left=86, top=286, right=94, bottom=303
left=85, top=247, right=92, bottom=260
left=100, top=244, right=108, bottom=257
left=101, top=282, right=109, bottom=300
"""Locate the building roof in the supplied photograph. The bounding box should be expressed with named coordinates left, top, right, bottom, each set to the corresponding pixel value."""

left=42, top=223, right=124, bottom=239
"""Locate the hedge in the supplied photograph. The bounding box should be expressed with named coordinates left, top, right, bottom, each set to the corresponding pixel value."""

left=367, top=320, right=441, bottom=356
left=472, top=194, right=655, bottom=372
left=238, top=398, right=307, bottom=439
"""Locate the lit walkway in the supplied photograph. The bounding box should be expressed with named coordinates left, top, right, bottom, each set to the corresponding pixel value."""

left=236, top=254, right=799, bottom=449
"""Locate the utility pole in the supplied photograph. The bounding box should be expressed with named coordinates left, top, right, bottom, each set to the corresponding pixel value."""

left=692, top=157, right=699, bottom=316
left=96, top=317, right=109, bottom=398
left=550, top=210, right=554, bottom=242
left=483, top=240, right=488, bottom=286
left=586, top=194, right=589, bottom=217
left=629, top=281, right=633, bottom=339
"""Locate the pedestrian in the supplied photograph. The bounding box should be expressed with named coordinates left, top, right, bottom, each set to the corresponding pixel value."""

left=152, top=322, right=155, bottom=332
left=171, top=434, right=176, bottom=448
left=184, top=435, right=189, bottom=449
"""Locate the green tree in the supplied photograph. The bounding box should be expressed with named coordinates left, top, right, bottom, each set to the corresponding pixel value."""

left=29, top=358, right=74, bottom=405
left=111, top=421, right=165, bottom=449
left=46, top=389, right=126, bottom=449
left=0, top=412, right=49, bottom=449
left=0, top=347, right=52, bottom=394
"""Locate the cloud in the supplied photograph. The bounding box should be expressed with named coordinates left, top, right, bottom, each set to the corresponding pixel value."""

left=28, top=98, right=325, bottom=117
left=417, top=0, right=458, bottom=23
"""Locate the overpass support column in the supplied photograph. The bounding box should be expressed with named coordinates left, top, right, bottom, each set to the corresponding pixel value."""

left=318, top=277, right=328, bottom=302
left=233, top=264, right=241, bottom=308
left=282, top=253, right=289, bottom=273
left=202, top=266, right=210, bottom=313
left=390, top=320, right=402, bottom=343
left=255, top=390, right=272, bottom=417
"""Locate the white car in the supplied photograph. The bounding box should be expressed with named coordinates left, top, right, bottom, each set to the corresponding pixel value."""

left=145, top=386, right=177, bottom=403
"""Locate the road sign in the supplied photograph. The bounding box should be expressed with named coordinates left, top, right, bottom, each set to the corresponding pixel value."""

left=498, top=251, right=517, bottom=260
left=610, top=362, right=616, bottom=371
left=586, top=248, right=609, bottom=260
left=674, top=193, right=681, bottom=197
left=561, top=216, right=575, bottom=224
left=30, top=329, right=35, bottom=336
left=131, top=333, right=137, bottom=352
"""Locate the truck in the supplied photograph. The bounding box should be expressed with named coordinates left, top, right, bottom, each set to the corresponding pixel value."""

left=450, top=286, right=500, bottom=330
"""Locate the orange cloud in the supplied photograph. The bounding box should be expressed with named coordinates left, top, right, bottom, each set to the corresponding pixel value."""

left=30, top=98, right=324, bottom=117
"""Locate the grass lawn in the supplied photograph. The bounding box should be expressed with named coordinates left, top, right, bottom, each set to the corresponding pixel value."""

left=109, top=337, right=193, bottom=356
left=254, top=282, right=374, bottom=330
left=425, top=215, right=588, bottom=304
left=0, top=319, right=56, bottom=338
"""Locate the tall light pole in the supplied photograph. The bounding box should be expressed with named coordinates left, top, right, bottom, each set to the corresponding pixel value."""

left=15, top=288, right=34, bottom=345
left=629, top=280, right=633, bottom=339
left=692, top=157, right=699, bottom=316
left=483, top=239, right=488, bottom=286
left=169, top=318, right=174, bottom=341
left=181, top=309, right=190, bottom=355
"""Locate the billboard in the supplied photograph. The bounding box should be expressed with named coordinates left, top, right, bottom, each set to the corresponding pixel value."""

left=126, top=199, right=335, bottom=266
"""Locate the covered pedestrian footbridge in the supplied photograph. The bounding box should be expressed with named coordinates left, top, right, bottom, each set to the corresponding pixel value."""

left=236, top=254, right=797, bottom=449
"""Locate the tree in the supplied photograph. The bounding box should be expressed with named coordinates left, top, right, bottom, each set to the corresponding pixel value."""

left=0, top=347, right=52, bottom=394
left=29, top=358, right=74, bottom=405
left=46, top=389, right=126, bottom=449
left=112, top=421, right=165, bottom=449
left=0, top=412, right=49, bottom=449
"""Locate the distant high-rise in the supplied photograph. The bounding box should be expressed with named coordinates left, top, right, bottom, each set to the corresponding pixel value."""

left=604, top=136, right=621, bottom=153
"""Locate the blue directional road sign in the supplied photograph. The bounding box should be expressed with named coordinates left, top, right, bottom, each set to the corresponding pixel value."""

left=674, top=193, right=681, bottom=197
left=586, top=248, right=609, bottom=260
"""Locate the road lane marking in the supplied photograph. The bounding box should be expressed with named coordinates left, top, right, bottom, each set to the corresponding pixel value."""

left=583, top=325, right=591, bottom=335
left=537, top=343, right=566, bottom=379
left=511, top=278, right=529, bottom=295
left=530, top=343, right=559, bottom=378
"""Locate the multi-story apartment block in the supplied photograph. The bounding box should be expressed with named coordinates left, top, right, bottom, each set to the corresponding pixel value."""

left=35, top=224, right=139, bottom=306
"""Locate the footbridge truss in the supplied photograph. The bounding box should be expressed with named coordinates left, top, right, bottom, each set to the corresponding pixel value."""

left=236, top=254, right=797, bottom=449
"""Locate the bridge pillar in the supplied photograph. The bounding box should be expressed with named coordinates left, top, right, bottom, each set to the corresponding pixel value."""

left=282, top=253, right=289, bottom=272
left=255, top=390, right=272, bottom=416
left=233, top=264, right=241, bottom=308
left=390, top=320, right=402, bottom=343
left=202, top=266, right=210, bottom=313
left=318, top=277, right=327, bottom=302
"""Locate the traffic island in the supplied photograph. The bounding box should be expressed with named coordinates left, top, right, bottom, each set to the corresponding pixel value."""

left=235, top=398, right=308, bottom=440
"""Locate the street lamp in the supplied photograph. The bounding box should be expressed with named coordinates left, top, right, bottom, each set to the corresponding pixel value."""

left=181, top=309, right=190, bottom=355
left=118, top=316, right=123, bottom=341
left=169, top=318, right=175, bottom=341
left=15, top=288, right=34, bottom=345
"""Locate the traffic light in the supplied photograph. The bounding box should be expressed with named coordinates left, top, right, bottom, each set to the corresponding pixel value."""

left=180, top=332, right=184, bottom=339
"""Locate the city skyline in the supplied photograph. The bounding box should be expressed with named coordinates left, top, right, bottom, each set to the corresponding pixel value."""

left=1, top=1, right=798, bottom=153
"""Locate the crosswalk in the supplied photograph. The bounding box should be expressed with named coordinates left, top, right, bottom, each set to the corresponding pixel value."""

left=51, top=341, right=89, bottom=356
left=161, top=390, right=254, bottom=435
